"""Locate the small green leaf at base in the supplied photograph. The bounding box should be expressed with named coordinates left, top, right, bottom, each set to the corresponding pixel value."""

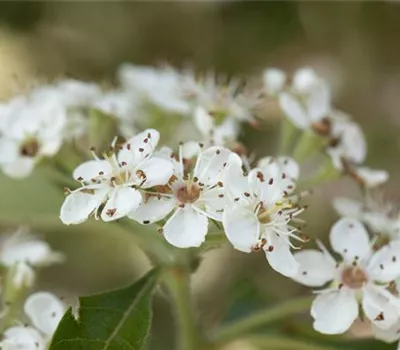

left=49, top=269, right=159, bottom=350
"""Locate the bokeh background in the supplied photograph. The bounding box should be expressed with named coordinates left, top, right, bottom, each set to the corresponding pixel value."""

left=1, top=2, right=400, bottom=349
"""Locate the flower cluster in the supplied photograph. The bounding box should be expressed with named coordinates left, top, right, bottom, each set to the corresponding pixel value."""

left=0, top=229, right=65, bottom=350
left=0, top=62, right=396, bottom=347
left=60, top=128, right=307, bottom=277
left=264, top=67, right=388, bottom=188
left=292, top=217, right=400, bottom=337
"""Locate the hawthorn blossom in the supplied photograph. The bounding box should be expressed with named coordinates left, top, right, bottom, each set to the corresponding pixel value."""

left=60, top=129, right=173, bottom=224
left=0, top=228, right=63, bottom=288
left=292, top=217, right=400, bottom=334
left=182, top=106, right=240, bottom=158
left=264, top=67, right=331, bottom=133
left=333, top=196, right=400, bottom=239
left=91, top=90, right=140, bottom=137
left=222, top=153, right=305, bottom=277
left=0, top=292, right=65, bottom=350
left=60, top=129, right=173, bottom=225
left=0, top=327, right=46, bottom=350
left=0, top=94, right=67, bottom=178
left=129, top=146, right=232, bottom=248
left=118, top=64, right=191, bottom=114
left=184, top=73, right=260, bottom=125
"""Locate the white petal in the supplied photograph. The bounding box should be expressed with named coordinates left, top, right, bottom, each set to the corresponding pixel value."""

left=100, top=187, right=142, bottom=222
left=194, top=106, right=214, bottom=136
left=1, top=326, right=46, bottom=350
left=212, top=118, right=239, bottom=144
left=293, top=68, right=321, bottom=93
left=163, top=207, right=208, bottom=248
left=292, top=249, right=336, bottom=287
left=263, top=68, right=286, bottom=95
left=362, top=286, right=399, bottom=330
left=307, top=82, right=331, bottom=122
left=2, top=157, right=35, bottom=179
left=311, top=289, right=358, bottom=334
left=329, top=218, right=371, bottom=262
left=194, top=146, right=232, bottom=186
left=223, top=153, right=250, bottom=201
left=222, top=205, right=259, bottom=253
left=264, top=231, right=299, bottom=277
left=73, top=160, right=112, bottom=182
left=137, top=157, right=173, bottom=188
left=257, top=156, right=300, bottom=180
left=332, top=197, right=363, bottom=219
left=278, top=92, right=309, bottom=129
left=372, top=320, right=400, bottom=343
left=181, top=141, right=202, bottom=159
left=60, top=189, right=107, bottom=225
left=128, top=196, right=175, bottom=224
left=24, top=292, right=65, bottom=336
left=118, top=129, right=160, bottom=165
left=355, top=167, right=389, bottom=188
left=0, top=234, right=61, bottom=267
left=197, top=187, right=225, bottom=221
left=368, top=241, right=400, bottom=283
left=330, top=117, right=367, bottom=164
left=0, top=138, right=19, bottom=164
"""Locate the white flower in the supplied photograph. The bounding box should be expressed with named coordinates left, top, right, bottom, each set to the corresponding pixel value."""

left=118, top=64, right=191, bottom=114
left=0, top=229, right=63, bottom=268
left=333, top=196, right=400, bottom=238
left=222, top=153, right=305, bottom=277
left=0, top=326, right=46, bottom=350
left=24, top=292, right=65, bottom=338
left=32, top=79, right=100, bottom=107
left=185, top=73, right=259, bottom=125
left=129, top=146, right=233, bottom=248
left=0, top=292, right=65, bottom=350
left=273, top=68, right=331, bottom=131
left=292, top=217, right=400, bottom=335
left=0, top=93, right=67, bottom=178
left=263, top=68, right=286, bottom=96
left=0, top=228, right=63, bottom=288
left=60, top=129, right=173, bottom=224
left=353, top=167, right=389, bottom=188
left=326, top=110, right=367, bottom=170
left=181, top=107, right=240, bottom=158
left=92, top=90, right=140, bottom=138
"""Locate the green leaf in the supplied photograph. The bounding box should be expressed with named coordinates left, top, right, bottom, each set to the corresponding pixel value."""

left=49, top=269, right=159, bottom=350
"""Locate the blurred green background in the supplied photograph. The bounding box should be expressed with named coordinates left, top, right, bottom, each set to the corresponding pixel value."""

left=1, top=2, right=400, bottom=349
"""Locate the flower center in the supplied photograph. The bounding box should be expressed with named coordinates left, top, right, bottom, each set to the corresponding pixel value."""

left=176, top=183, right=201, bottom=204
left=257, top=207, right=272, bottom=224
left=20, top=138, right=40, bottom=157
left=341, top=266, right=368, bottom=289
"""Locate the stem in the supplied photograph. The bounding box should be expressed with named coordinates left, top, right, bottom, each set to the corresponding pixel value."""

left=163, top=266, right=202, bottom=350
left=292, top=131, right=324, bottom=164
left=214, top=295, right=313, bottom=344
left=278, top=118, right=298, bottom=156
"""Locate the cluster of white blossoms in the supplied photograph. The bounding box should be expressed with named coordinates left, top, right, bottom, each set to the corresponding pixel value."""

left=0, top=229, right=65, bottom=350
left=0, top=62, right=396, bottom=346
left=0, top=292, right=65, bottom=350
left=60, top=127, right=307, bottom=276
left=264, top=67, right=388, bottom=188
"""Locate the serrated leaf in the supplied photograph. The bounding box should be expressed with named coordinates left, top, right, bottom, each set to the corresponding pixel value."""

left=49, top=269, right=159, bottom=350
